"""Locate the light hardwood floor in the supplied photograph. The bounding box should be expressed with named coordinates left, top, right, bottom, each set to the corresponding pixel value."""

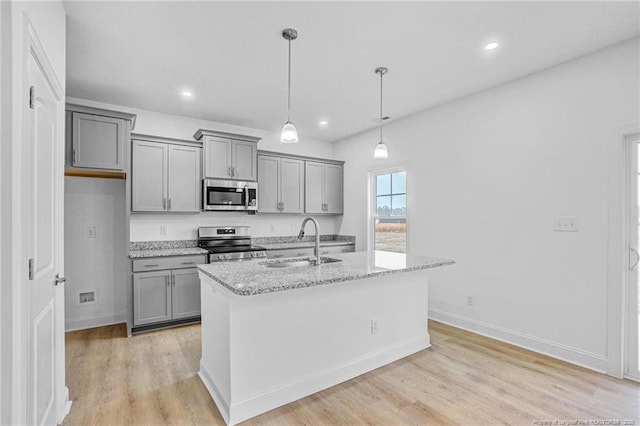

left=63, top=321, right=639, bottom=425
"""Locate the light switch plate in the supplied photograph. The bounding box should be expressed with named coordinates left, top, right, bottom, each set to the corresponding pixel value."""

left=86, top=226, right=96, bottom=238
left=554, top=216, right=579, bottom=232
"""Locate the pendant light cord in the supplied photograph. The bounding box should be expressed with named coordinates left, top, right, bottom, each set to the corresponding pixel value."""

left=287, top=38, right=292, bottom=122
left=379, top=69, right=383, bottom=142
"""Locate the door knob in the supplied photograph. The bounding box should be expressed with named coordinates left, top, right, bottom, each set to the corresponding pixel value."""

left=54, top=273, right=66, bottom=285
left=630, top=247, right=640, bottom=270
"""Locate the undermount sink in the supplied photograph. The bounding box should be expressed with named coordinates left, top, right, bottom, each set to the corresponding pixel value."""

left=262, top=257, right=342, bottom=268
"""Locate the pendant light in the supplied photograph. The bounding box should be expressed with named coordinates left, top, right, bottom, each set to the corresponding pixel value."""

left=280, top=28, right=299, bottom=143
left=373, top=67, right=389, bottom=159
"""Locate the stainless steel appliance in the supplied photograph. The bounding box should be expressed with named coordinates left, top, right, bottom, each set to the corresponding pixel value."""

left=197, top=226, right=267, bottom=262
left=202, top=179, right=258, bottom=212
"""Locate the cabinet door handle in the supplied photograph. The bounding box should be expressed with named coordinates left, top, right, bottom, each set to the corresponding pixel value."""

left=228, top=166, right=232, bottom=177
left=163, top=198, right=166, bottom=209
left=73, top=149, right=77, bottom=164
left=231, top=167, right=235, bottom=177
left=167, top=276, right=170, bottom=287
left=145, top=264, right=160, bottom=267
left=168, top=198, right=172, bottom=210
left=181, top=261, right=195, bottom=265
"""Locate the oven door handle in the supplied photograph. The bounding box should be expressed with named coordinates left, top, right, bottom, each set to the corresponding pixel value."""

left=244, top=185, right=249, bottom=209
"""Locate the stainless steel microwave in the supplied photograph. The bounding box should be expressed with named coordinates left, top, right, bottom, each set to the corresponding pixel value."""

left=202, top=179, right=258, bottom=211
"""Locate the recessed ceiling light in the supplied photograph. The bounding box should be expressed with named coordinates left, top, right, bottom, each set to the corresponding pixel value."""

left=484, top=41, right=499, bottom=51
left=181, top=90, right=193, bottom=97
left=319, top=120, right=328, bottom=126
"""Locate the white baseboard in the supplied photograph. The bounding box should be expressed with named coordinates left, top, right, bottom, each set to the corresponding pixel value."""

left=198, top=361, right=231, bottom=424
left=199, top=337, right=430, bottom=426
left=429, top=309, right=607, bottom=373
left=65, top=312, right=127, bottom=332
left=57, top=385, right=72, bottom=424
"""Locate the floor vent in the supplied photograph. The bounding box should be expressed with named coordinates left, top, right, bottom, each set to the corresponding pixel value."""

left=79, top=291, right=96, bottom=304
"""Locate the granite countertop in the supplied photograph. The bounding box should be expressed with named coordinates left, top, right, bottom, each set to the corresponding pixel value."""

left=254, top=235, right=355, bottom=250
left=259, top=240, right=355, bottom=250
left=129, top=240, right=208, bottom=259
left=129, top=247, right=208, bottom=259
left=198, top=251, right=454, bottom=296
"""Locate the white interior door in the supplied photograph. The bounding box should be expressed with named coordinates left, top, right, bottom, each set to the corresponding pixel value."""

left=626, top=138, right=640, bottom=381
left=25, top=32, right=65, bottom=425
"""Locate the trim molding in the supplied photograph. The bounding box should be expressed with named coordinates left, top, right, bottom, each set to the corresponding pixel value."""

left=430, top=309, right=607, bottom=373
left=64, top=313, right=127, bottom=332
left=607, top=123, right=640, bottom=378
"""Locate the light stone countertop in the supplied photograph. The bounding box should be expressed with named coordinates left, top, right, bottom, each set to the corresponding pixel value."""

left=129, top=247, right=208, bottom=259
left=258, top=240, right=355, bottom=250
left=198, top=251, right=455, bottom=296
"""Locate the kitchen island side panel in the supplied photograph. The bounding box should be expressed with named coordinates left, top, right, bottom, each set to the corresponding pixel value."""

left=199, top=269, right=430, bottom=425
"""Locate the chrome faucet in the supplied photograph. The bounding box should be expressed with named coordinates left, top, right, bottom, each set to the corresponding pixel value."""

left=298, top=217, right=321, bottom=265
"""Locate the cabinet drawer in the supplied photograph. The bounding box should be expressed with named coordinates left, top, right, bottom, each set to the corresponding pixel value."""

left=132, top=254, right=207, bottom=272
left=319, top=245, right=355, bottom=255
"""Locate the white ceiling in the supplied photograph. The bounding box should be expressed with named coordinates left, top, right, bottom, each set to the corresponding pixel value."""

left=64, top=1, right=640, bottom=142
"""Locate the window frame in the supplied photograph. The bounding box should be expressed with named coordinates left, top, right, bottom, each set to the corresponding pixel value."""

left=367, top=164, right=409, bottom=253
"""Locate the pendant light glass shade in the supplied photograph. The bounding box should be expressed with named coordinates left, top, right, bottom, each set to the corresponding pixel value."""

left=281, top=28, right=299, bottom=143
left=374, top=67, right=389, bottom=159
left=373, top=141, right=388, bottom=159
left=280, top=121, right=299, bottom=143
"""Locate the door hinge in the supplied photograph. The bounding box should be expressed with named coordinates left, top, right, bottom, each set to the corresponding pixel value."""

left=28, top=258, right=34, bottom=280
left=29, top=86, right=35, bottom=109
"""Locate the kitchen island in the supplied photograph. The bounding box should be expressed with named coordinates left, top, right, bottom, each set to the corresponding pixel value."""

left=197, top=251, right=454, bottom=425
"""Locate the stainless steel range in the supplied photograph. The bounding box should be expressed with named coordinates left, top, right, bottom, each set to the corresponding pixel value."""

left=197, top=226, right=267, bottom=263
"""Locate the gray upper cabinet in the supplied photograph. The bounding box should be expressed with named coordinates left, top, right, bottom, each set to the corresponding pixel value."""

left=167, top=145, right=201, bottom=212
left=305, top=161, right=325, bottom=214
left=324, top=164, right=344, bottom=214
left=258, top=154, right=304, bottom=214
left=194, top=129, right=260, bottom=181
left=66, top=104, right=136, bottom=171
left=131, top=136, right=201, bottom=213
left=258, top=155, right=280, bottom=213
left=305, top=161, right=344, bottom=215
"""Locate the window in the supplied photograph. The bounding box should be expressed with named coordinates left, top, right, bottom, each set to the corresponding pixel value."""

left=371, top=170, right=407, bottom=253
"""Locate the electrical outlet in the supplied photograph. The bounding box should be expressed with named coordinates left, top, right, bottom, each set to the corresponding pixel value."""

left=371, top=319, right=378, bottom=335
left=554, top=216, right=579, bottom=232
left=160, top=225, right=167, bottom=235
left=86, top=226, right=96, bottom=239
left=466, top=296, right=474, bottom=307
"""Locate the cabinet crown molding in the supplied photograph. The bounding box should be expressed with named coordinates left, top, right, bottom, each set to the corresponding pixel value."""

left=193, top=129, right=261, bottom=143
left=131, top=133, right=202, bottom=147
left=258, top=150, right=345, bottom=165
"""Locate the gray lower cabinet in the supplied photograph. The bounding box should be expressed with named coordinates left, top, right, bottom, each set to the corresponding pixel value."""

left=132, top=254, right=206, bottom=327
left=133, top=270, right=172, bottom=325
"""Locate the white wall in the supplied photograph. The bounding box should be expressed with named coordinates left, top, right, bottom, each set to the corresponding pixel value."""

left=334, top=38, right=640, bottom=372
left=64, top=178, right=127, bottom=330
left=65, top=97, right=342, bottom=241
